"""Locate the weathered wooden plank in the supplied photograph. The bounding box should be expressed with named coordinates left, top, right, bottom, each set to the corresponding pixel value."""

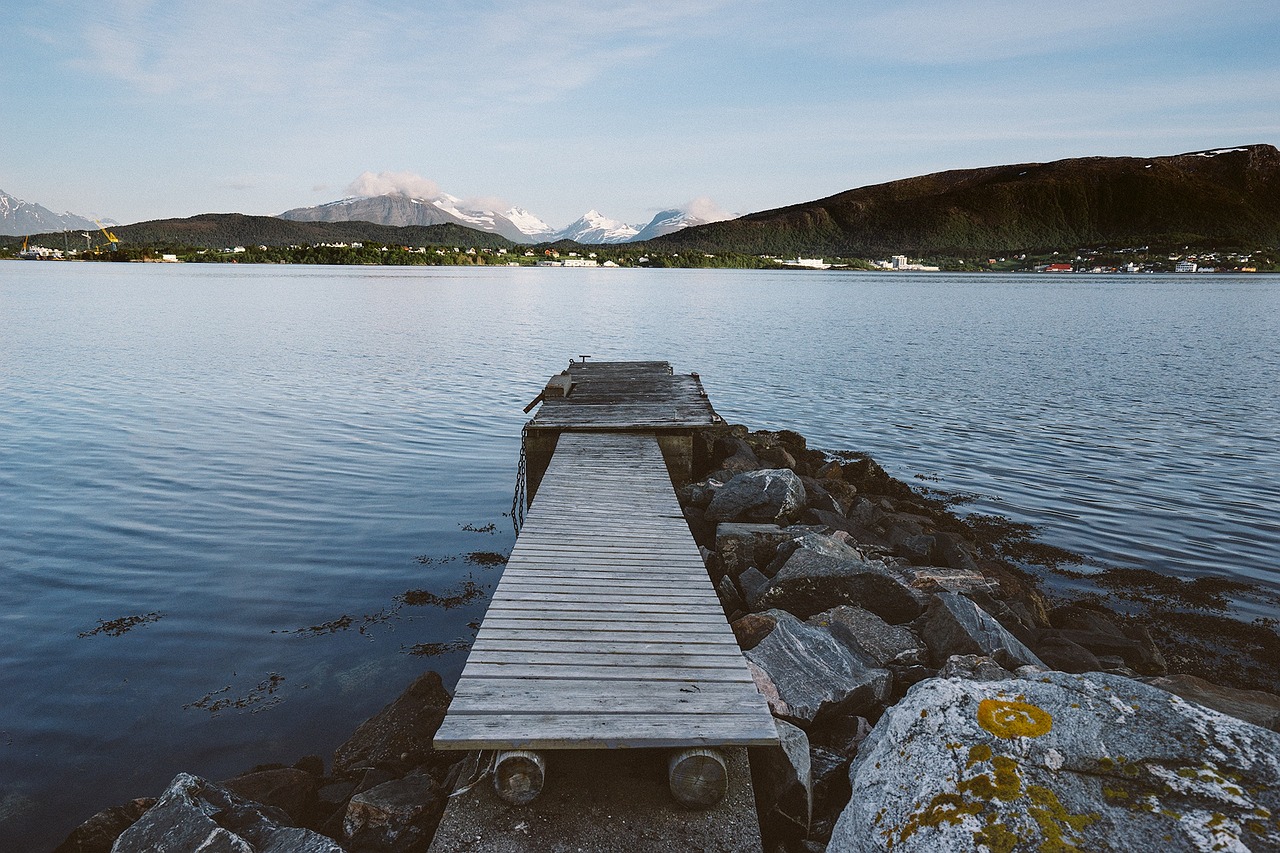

left=469, top=638, right=742, bottom=654
left=464, top=650, right=751, bottom=669
left=434, top=712, right=778, bottom=750
left=457, top=662, right=757, bottom=683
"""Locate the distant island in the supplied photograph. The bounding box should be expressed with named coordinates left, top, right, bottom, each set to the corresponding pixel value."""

left=5, top=145, right=1280, bottom=272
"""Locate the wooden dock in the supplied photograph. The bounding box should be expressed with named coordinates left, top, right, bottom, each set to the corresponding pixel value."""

left=434, top=361, right=776, bottom=761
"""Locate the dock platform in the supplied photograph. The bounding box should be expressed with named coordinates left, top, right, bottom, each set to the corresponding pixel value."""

left=433, top=430, right=776, bottom=751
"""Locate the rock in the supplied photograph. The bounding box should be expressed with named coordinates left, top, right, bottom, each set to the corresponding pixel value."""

left=293, top=755, right=325, bottom=777
left=887, top=524, right=934, bottom=564
left=1032, top=629, right=1103, bottom=674
left=683, top=506, right=715, bottom=549
left=752, top=533, right=922, bottom=624
left=806, top=605, right=925, bottom=667
left=54, top=798, right=154, bottom=853
left=1050, top=602, right=1128, bottom=636
left=706, top=469, right=807, bottom=525
left=1055, top=627, right=1167, bottom=676
left=677, top=477, right=723, bottom=509
left=757, top=444, right=798, bottom=471
left=731, top=610, right=782, bottom=651
left=221, top=767, right=319, bottom=824
left=333, top=670, right=451, bottom=776
left=799, top=477, right=843, bottom=515
left=932, top=531, right=981, bottom=574
left=1145, top=673, right=1280, bottom=732
left=342, top=772, right=444, bottom=852
left=745, top=613, right=891, bottom=726
left=829, top=671, right=1280, bottom=852
left=816, top=460, right=843, bottom=480
left=717, top=573, right=744, bottom=615
left=111, top=773, right=342, bottom=853
left=810, top=745, right=853, bottom=820
left=738, top=566, right=772, bottom=607
left=937, top=653, right=1013, bottom=681
left=716, top=522, right=818, bottom=578
left=750, top=719, right=813, bottom=837
left=898, top=565, right=1000, bottom=598
left=920, top=592, right=1046, bottom=670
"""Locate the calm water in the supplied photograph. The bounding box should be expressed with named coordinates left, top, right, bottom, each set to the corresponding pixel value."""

left=2, top=263, right=1278, bottom=847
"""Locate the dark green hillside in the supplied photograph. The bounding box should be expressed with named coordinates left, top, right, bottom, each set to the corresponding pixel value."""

left=114, top=214, right=516, bottom=249
left=651, top=145, right=1280, bottom=256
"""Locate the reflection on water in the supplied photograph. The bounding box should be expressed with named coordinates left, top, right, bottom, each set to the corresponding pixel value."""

left=0, top=262, right=1277, bottom=847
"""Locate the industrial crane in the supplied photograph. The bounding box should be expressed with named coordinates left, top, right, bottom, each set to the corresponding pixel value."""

left=95, top=220, right=120, bottom=251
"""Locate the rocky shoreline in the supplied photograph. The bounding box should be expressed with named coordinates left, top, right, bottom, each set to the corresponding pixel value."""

left=56, top=425, right=1280, bottom=852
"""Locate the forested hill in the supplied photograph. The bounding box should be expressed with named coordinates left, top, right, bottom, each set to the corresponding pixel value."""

left=38, top=214, right=516, bottom=250
left=651, top=145, right=1280, bottom=256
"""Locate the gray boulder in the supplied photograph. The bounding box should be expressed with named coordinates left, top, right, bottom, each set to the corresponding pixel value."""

left=55, top=798, right=154, bottom=853
left=705, top=469, right=807, bottom=524
left=750, top=719, right=813, bottom=837
left=745, top=613, right=891, bottom=726
left=829, top=671, right=1280, bottom=852
left=920, top=592, right=1046, bottom=670
left=754, top=534, right=922, bottom=623
left=111, top=773, right=341, bottom=853
left=937, top=653, right=1015, bottom=681
left=807, top=605, right=925, bottom=667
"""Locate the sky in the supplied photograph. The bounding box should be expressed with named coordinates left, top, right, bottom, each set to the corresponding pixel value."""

left=4, top=0, right=1280, bottom=229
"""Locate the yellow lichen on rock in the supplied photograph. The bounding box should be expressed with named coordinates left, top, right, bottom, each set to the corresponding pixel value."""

left=978, top=698, right=1054, bottom=739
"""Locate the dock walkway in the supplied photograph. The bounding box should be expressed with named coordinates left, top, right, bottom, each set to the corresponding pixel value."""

left=434, top=362, right=775, bottom=753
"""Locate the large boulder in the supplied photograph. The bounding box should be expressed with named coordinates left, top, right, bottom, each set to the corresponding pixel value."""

left=807, top=605, right=925, bottom=667
left=830, top=671, right=1280, bottom=852
left=920, top=592, right=1046, bottom=670
left=221, top=767, right=319, bottom=826
left=753, top=534, right=922, bottom=623
left=745, top=613, right=891, bottom=726
left=705, top=469, right=807, bottom=524
left=334, top=671, right=452, bottom=776
left=111, top=773, right=342, bottom=853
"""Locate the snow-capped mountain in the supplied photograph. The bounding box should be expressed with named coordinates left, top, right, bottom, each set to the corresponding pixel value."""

left=504, top=207, right=556, bottom=241
left=0, top=189, right=100, bottom=236
left=279, top=194, right=536, bottom=243
left=553, top=210, right=640, bottom=244
left=630, top=207, right=733, bottom=242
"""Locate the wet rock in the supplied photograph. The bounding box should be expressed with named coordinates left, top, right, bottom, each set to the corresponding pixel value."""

left=293, top=755, right=325, bottom=777
left=806, top=605, right=925, bottom=667
left=221, top=767, right=319, bottom=825
left=920, top=592, right=1045, bottom=670
left=342, top=771, right=444, bottom=852
left=750, top=719, right=813, bottom=838
left=799, top=477, right=843, bottom=515
left=898, top=565, right=1000, bottom=598
left=1145, top=673, right=1280, bottom=732
left=754, top=534, right=922, bottom=623
left=745, top=613, right=891, bottom=726
left=112, top=773, right=342, bottom=853
left=830, top=671, right=1280, bottom=852
left=716, top=523, right=817, bottom=578
left=54, top=798, right=154, bottom=853
left=937, top=653, right=1013, bottom=681
left=706, top=469, right=807, bottom=525
left=334, top=670, right=452, bottom=776
left=816, top=460, right=843, bottom=480
left=1032, top=629, right=1103, bottom=674
left=757, top=444, right=798, bottom=471
left=887, top=524, right=934, bottom=564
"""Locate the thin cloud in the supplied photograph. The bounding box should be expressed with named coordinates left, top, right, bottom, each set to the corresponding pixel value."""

left=679, top=197, right=734, bottom=221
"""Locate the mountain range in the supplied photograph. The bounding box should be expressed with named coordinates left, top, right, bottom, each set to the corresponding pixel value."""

left=653, top=144, right=1280, bottom=255
left=0, top=189, right=101, bottom=236
left=8, top=145, right=1279, bottom=255
left=279, top=194, right=728, bottom=244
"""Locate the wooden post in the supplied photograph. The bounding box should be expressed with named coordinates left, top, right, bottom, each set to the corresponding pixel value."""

left=668, top=747, right=727, bottom=809
left=493, top=750, right=545, bottom=805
